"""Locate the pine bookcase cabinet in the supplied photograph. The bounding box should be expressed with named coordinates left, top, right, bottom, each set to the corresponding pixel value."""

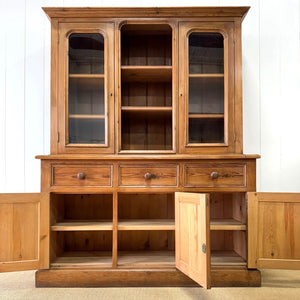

left=1, top=7, right=300, bottom=288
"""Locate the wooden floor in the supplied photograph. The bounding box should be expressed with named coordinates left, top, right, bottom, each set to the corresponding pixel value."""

left=1, top=269, right=300, bottom=299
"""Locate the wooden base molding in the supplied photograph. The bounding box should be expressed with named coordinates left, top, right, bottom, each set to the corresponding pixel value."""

left=35, top=268, right=261, bottom=288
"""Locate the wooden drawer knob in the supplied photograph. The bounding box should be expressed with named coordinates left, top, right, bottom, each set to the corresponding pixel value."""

left=211, top=171, right=219, bottom=179
left=77, top=172, right=86, bottom=180
left=144, top=172, right=156, bottom=180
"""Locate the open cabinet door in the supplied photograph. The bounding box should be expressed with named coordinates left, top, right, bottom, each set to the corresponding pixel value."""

left=0, top=193, right=49, bottom=272
left=175, top=192, right=210, bottom=288
left=248, top=192, right=300, bottom=269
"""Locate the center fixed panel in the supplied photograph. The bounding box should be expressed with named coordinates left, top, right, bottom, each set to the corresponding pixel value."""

left=120, top=23, right=174, bottom=152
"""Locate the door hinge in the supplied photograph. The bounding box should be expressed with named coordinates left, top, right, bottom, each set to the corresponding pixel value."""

left=202, top=243, right=206, bottom=254
left=234, top=132, right=236, bottom=142
left=57, top=132, right=60, bottom=143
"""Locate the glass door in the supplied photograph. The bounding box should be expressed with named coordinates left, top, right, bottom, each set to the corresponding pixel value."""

left=188, top=33, right=224, bottom=144
left=68, top=33, right=105, bottom=145
left=57, top=23, right=114, bottom=154
left=179, top=22, right=235, bottom=154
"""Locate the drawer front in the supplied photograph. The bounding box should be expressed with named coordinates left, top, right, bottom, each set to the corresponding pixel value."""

left=119, top=164, right=179, bottom=187
left=52, top=164, right=112, bottom=187
left=184, top=163, right=246, bottom=188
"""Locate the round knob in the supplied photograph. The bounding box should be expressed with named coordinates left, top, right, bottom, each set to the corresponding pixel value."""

left=211, top=172, right=219, bottom=179
left=144, top=172, right=152, bottom=180
left=77, top=172, right=86, bottom=180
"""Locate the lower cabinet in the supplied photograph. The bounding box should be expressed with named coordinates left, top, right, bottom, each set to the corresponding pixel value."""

left=1, top=192, right=299, bottom=288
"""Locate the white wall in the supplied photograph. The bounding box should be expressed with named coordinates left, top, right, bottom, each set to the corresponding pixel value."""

left=0, top=0, right=299, bottom=192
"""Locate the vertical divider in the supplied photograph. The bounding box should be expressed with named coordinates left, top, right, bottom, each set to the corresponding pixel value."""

left=112, top=191, right=118, bottom=268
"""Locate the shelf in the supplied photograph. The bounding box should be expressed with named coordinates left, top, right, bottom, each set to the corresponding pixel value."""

left=211, top=250, right=246, bottom=266
left=210, top=219, right=246, bottom=231
left=118, top=251, right=175, bottom=268
left=189, top=114, right=224, bottom=119
left=69, top=74, right=104, bottom=78
left=189, top=74, right=224, bottom=78
left=122, top=106, right=172, bottom=116
left=51, top=251, right=112, bottom=268
left=118, top=219, right=175, bottom=230
left=69, top=114, right=105, bottom=119
left=121, top=66, right=172, bottom=82
left=51, top=221, right=113, bottom=231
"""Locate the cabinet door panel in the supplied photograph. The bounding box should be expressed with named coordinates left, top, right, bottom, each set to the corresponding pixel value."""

left=248, top=192, right=300, bottom=269
left=178, top=22, right=236, bottom=154
left=57, top=22, right=114, bottom=154
left=0, top=193, right=49, bottom=272
left=175, top=192, right=210, bottom=288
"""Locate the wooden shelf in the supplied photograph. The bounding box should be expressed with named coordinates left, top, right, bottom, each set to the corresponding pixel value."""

left=51, top=221, right=113, bottom=231
left=211, top=250, right=246, bottom=266
left=118, top=219, right=175, bottom=230
left=121, top=66, right=172, bottom=82
left=122, top=106, right=172, bottom=112
left=69, top=114, right=105, bottom=119
left=51, top=251, right=112, bottom=268
left=210, top=219, right=246, bottom=230
left=189, top=114, right=224, bottom=119
left=122, top=106, right=172, bottom=116
left=118, top=251, right=175, bottom=268
left=69, top=74, right=104, bottom=78
left=189, top=74, right=224, bottom=78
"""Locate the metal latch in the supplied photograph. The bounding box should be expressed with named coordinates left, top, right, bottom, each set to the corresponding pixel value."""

left=202, top=243, right=206, bottom=254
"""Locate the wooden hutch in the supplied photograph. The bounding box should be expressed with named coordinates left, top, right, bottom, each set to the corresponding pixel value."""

left=1, top=7, right=299, bottom=288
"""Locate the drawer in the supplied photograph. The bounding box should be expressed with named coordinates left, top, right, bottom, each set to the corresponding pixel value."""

left=184, top=163, right=246, bottom=188
left=119, top=164, right=179, bottom=187
left=52, top=164, right=112, bottom=187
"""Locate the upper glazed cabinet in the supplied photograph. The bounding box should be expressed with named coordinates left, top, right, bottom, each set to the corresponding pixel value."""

left=52, top=18, right=242, bottom=155
left=179, top=22, right=239, bottom=154
left=56, top=23, right=114, bottom=154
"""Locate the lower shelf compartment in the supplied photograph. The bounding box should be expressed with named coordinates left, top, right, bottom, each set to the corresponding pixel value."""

left=118, top=251, right=175, bottom=268
left=50, top=250, right=246, bottom=269
left=51, top=251, right=112, bottom=268
left=211, top=250, right=247, bottom=266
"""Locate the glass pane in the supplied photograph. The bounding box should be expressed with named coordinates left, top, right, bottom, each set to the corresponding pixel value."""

left=68, top=33, right=105, bottom=145
left=69, top=78, right=104, bottom=115
left=69, top=33, right=104, bottom=74
left=189, top=118, right=224, bottom=144
left=188, top=32, right=224, bottom=144
left=189, top=33, right=223, bottom=74
left=69, top=118, right=105, bottom=144
left=189, top=77, right=224, bottom=114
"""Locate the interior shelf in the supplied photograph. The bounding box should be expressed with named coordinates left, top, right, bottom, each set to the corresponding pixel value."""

left=211, top=250, right=247, bottom=266
left=69, top=74, right=104, bottom=78
left=121, top=66, right=172, bottom=82
left=189, top=74, right=224, bottom=78
left=122, top=106, right=172, bottom=117
left=69, top=114, right=105, bottom=119
left=117, top=251, right=175, bottom=268
left=122, top=106, right=172, bottom=112
left=210, top=219, right=246, bottom=230
left=51, top=221, right=113, bottom=231
left=51, top=251, right=112, bottom=268
left=118, top=219, right=175, bottom=230
left=189, top=114, right=224, bottom=119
